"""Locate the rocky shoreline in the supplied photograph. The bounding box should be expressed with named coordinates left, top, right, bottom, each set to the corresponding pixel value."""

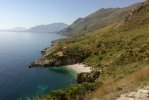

left=29, top=38, right=85, bottom=67
left=29, top=39, right=101, bottom=83
left=29, top=40, right=59, bottom=67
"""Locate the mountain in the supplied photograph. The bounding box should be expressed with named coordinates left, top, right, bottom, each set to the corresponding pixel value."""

left=59, top=3, right=141, bottom=36
left=28, top=23, right=68, bottom=33
left=35, top=1, right=149, bottom=99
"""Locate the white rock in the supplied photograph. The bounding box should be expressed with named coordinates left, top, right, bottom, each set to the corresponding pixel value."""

left=138, top=89, right=149, bottom=93
left=117, top=96, right=134, bottom=100
left=117, top=86, right=149, bottom=100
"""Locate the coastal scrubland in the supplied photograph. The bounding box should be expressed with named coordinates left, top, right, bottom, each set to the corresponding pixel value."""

left=33, top=1, right=149, bottom=100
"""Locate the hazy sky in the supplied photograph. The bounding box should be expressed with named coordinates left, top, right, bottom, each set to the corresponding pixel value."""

left=0, top=0, right=144, bottom=29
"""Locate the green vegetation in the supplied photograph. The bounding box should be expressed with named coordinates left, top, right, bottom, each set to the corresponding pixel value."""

left=33, top=82, right=102, bottom=100
left=36, top=1, right=149, bottom=100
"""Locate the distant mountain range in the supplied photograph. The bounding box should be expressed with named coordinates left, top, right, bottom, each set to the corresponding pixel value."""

left=0, top=23, right=68, bottom=33
left=28, top=23, right=68, bottom=33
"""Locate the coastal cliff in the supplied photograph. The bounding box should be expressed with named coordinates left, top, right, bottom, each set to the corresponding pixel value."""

left=29, top=44, right=84, bottom=67
left=29, top=38, right=90, bottom=67
left=29, top=40, right=59, bottom=67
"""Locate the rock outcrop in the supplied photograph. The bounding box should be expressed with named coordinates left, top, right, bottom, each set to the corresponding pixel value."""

left=29, top=40, right=58, bottom=67
left=29, top=40, right=84, bottom=67
left=29, top=59, right=57, bottom=67
left=117, top=86, right=149, bottom=100
left=29, top=55, right=83, bottom=67
left=77, top=69, right=101, bottom=83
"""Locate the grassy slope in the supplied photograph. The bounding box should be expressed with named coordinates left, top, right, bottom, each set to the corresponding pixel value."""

left=35, top=1, right=149, bottom=100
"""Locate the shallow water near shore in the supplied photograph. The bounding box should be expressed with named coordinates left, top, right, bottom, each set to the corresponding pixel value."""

left=0, top=32, right=76, bottom=100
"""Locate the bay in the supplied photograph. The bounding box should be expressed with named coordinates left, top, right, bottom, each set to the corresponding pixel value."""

left=0, top=32, right=76, bottom=100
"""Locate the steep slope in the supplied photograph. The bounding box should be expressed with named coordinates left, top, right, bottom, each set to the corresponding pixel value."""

left=28, top=23, right=68, bottom=33
left=59, top=3, right=141, bottom=36
left=34, top=1, right=149, bottom=100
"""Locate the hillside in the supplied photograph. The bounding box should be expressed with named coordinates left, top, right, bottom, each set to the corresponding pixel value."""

left=28, top=23, right=68, bottom=33
left=59, top=3, right=141, bottom=36
left=34, top=1, right=149, bottom=100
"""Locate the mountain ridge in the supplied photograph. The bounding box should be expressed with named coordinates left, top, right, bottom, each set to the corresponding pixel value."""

left=59, top=2, right=143, bottom=36
left=28, top=23, right=68, bottom=33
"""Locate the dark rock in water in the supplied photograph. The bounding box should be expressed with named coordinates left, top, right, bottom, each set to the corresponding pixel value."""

left=41, top=48, right=48, bottom=55
left=77, top=70, right=101, bottom=83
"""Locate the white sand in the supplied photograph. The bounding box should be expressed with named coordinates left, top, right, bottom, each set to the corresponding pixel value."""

left=65, top=63, right=91, bottom=73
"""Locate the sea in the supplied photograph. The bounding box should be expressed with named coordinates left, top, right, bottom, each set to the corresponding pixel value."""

left=0, top=32, right=76, bottom=100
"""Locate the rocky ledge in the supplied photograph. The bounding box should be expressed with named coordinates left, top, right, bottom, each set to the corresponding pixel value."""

left=117, top=86, right=149, bottom=100
left=29, top=58, right=57, bottom=67
left=29, top=53, right=83, bottom=67
left=29, top=40, right=58, bottom=67
left=29, top=39, right=83, bottom=67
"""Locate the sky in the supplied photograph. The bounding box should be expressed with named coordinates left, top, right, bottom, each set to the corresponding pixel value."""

left=0, top=0, right=145, bottom=29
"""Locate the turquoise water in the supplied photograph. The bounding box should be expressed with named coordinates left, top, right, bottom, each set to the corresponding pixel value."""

left=0, top=32, right=76, bottom=100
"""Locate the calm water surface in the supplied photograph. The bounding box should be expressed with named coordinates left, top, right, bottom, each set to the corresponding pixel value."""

left=0, top=32, right=76, bottom=100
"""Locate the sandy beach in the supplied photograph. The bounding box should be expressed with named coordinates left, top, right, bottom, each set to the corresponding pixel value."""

left=65, top=63, right=92, bottom=73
